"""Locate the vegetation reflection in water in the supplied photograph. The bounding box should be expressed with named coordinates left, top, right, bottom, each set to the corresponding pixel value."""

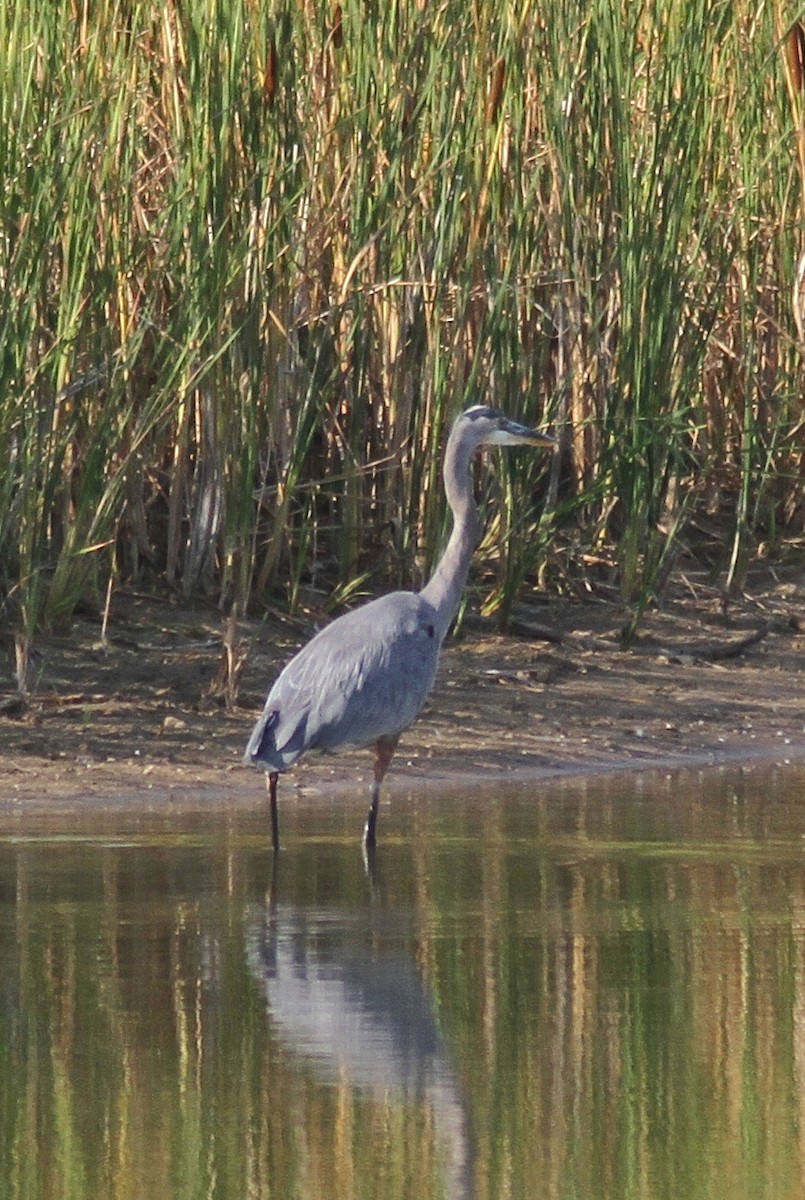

left=2, top=764, right=805, bottom=1199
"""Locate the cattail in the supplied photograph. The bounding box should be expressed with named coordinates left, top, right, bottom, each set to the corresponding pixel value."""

left=485, top=55, right=506, bottom=125
left=264, top=31, right=277, bottom=106
left=784, top=20, right=805, bottom=95
left=331, top=3, right=343, bottom=50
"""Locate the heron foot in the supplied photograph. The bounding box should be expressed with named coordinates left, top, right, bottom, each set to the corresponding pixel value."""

left=268, top=772, right=280, bottom=853
left=363, top=804, right=378, bottom=848
left=363, top=782, right=379, bottom=847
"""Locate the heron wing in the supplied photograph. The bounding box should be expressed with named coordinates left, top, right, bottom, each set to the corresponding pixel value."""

left=250, top=592, right=440, bottom=769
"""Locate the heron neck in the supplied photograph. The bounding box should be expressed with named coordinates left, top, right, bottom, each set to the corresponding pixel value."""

left=418, top=431, right=480, bottom=642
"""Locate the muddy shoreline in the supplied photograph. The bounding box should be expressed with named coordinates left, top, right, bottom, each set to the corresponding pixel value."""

left=3, top=575, right=805, bottom=813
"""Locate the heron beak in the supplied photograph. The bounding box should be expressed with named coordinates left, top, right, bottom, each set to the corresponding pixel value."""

left=497, top=418, right=557, bottom=448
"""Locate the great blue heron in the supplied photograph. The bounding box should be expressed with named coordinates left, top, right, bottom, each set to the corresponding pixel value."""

left=244, top=405, right=555, bottom=850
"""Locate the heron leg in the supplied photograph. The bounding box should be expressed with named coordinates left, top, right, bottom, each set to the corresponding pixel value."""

left=267, top=771, right=280, bottom=853
left=364, top=734, right=399, bottom=848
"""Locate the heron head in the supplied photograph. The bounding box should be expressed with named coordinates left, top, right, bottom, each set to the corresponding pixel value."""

left=460, top=405, right=556, bottom=449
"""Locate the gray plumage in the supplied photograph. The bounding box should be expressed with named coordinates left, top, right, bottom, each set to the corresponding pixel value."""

left=245, top=404, right=555, bottom=850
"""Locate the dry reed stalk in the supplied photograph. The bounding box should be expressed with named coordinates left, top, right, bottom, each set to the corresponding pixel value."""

left=777, top=16, right=805, bottom=346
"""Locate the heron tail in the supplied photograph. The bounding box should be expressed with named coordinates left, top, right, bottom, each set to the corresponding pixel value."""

left=243, top=708, right=281, bottom=767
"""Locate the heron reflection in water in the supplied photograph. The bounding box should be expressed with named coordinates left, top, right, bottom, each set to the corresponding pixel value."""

left=245, top=405, right=555, bottom=849
left=246, top=900, right=476, bottom=1200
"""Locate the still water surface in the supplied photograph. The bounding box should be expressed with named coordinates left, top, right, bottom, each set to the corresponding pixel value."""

left=2, top=762, right=805, bottom=1199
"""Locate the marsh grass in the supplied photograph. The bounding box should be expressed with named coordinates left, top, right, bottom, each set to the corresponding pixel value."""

left=1, top=1, right=803, bottom=662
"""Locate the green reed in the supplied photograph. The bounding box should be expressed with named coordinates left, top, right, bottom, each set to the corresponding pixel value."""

left=0, top=0, right=801, bottom=664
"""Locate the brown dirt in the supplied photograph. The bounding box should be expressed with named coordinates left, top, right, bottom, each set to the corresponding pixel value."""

left=3, top=570, right=805, bottom=812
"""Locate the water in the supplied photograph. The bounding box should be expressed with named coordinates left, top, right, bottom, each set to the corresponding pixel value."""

left=2, top=761, right=805, bottom=1199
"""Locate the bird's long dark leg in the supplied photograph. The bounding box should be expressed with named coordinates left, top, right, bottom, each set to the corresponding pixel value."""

left=364, top=734, right=399, bottom=848
left=267, top=771, right=280, bottom=853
